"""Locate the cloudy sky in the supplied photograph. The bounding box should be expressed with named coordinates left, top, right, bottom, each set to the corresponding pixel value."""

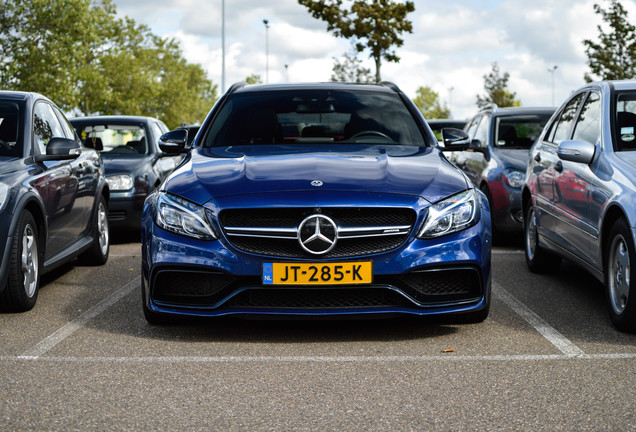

left=111, top=0, right=636, bottom=120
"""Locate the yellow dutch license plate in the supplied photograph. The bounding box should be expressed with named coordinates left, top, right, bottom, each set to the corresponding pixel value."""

left=262, top=262, right=372, bottom=285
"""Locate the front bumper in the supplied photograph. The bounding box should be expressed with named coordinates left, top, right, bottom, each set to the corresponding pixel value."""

left=488, top=179, right=523, bottom=233
left=141, top=195, right=492, bottom=318
left=107, top=191, right=147, bottom=230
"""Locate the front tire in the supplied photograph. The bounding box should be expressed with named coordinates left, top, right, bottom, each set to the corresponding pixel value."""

left=78, top=196, right=109, bottom=265
left=1, top=211, right=41, bottom=312
left=605, top=218, right=636, bottom=333
left=524, top=204, right=561, bottom=273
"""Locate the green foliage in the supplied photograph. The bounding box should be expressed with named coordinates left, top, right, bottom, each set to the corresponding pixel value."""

left=0, top=0, right=217, bottom=128
left=583, top=0, right=636, bottom=82
left=413, top=86, right=450, bottom=119
left=298, top=0, right=415, bottom=83
left=330, top=51, right=373, bottom=83
left=245, top=74, right=263, bottom=84
left=476, top=62, right=521, bottom=109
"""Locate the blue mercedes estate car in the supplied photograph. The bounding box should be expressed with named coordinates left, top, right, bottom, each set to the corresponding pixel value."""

left=140, top=82, right=492, bottom=324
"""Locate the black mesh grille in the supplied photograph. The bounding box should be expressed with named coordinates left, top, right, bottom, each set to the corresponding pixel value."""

left=108, top=210, right=127, bottom=221
left=225, top=287, right=412, bottom=309
left=153, top=270, right=236, bottom=304
left=379, top=268, right=482, bottom=303
left=219, top=207, right=416, bottom=258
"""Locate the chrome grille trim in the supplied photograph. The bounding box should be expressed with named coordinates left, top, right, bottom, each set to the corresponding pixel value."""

left=224, top=225, right=413, bottom=240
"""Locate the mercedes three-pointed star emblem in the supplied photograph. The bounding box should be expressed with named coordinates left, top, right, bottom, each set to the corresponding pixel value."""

left=298, top=214, right=338, bottom=255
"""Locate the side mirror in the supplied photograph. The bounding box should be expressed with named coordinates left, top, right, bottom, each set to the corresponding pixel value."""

left=441, top=128, right=470, bottom=151
left=557, top=139, right=595, bottom=165
left=34, top=137, right=81, bottom=162
left=159, top=129, right=188, bottom=154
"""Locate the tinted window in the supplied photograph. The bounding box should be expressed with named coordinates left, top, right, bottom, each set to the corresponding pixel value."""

left=615, top=91, right=636, bottom=151
left=0, top=100, right=23, bottom=157
left=75, top=124, right=149, bottom=155
left=572, top=92, right=601, bottom=145
left=33, top=102, right=66, bottom=154
left=473, top=114, right=489, bottom=148
left=551, top=94, right=584, bottom=144
left=495, top=113, right=552, bottom=149
left=203, top=89, right=425, bottom=147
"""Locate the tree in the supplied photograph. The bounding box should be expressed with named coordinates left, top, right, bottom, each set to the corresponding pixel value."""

left=583, top=0, right=636, bottom=82
left=0, top=0, right=217, bottom=128
left=245, top=74, right=263, bottom=84
left=330, top=51, right=373, bottom=83
left=413, top=86, right=450, bottom=119
left=476, top=62, right=521, bottom=108
left=298, top=0, right=415, bottom=83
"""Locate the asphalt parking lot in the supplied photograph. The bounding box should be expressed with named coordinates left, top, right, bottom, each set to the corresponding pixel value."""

left=1, top=235, right=635, bottom=431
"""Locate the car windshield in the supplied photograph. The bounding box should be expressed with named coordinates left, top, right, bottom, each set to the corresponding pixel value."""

left=75, top=124, right=149, bottom=155
left=0, top=100, right=23, bottom=158
left=203, top=89, right=426, bottom=147
left=615, top=92, right=636, bottom=151
left=494, top=114, right=552, bottom=149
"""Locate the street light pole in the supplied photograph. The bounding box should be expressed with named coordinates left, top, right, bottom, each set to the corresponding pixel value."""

left=263, top=19, right=270, bottom=84
left=222, top=0, right=225, bottom=93
left=548, top=65, right=558, bottom=106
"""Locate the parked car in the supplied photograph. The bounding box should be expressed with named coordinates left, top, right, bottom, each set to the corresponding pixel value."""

left=449, top=105, right=554, bottom=236
left=70, top=115, right=179, bottom=231
left=523, top=80, right=636, bottom=333
left=0, top=91, right=109, bottom=312
left=177, top=124, right=200, bottom=148
left=427, top=119, right=467, bottom=143
left=141, top=82, right=492, bottom=324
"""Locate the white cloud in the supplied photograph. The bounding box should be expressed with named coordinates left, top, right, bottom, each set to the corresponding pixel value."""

left=111, top=0, right=632, bottom=119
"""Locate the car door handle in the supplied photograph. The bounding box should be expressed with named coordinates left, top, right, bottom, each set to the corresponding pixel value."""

left=555, top=161, right=563, bottom=173
left=534, top=153, right=541, bottom=162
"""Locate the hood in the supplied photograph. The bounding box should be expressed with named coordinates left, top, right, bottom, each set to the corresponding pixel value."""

left=100, top=154, right=152, bottom=176
left=164, top=145, right=468, bottom=205
left=495, top=148, right=531, bottom=170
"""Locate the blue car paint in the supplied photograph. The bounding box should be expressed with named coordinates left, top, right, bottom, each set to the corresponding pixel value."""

left=141, top=82, right=492, bottom=321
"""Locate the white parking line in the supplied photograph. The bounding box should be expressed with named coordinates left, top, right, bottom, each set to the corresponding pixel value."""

left=492, top=281, right=585, bottom=356
left=19, top=276, right=140, bottom=359
left=4, top=353, right=636, bottom=363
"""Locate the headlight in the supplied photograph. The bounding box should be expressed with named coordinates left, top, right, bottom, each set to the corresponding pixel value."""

left=107, top=174, right=134, bottom=191
left=155, top=192, right=216, bottom=240
left=503, top=169, right=524, bottom=188
left=418, top=189, right=479, bottom=239
left=0, top=183, right=9, bottom=212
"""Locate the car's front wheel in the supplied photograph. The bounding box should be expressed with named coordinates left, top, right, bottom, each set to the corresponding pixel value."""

left=1, top=211, right=41, bottom=312
left=524, top=204, right=561, bottom=273
left=605, top=218, right=636, bottom=333
left=78, top=196, right=109, bottom=265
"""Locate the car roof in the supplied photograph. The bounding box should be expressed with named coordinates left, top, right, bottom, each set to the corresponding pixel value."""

left=489, top=106, right=556, bottom=117
left=231, top=82, right=401, bottom=95
left=69, top=115, right=160, bottom=124
left=0, top=90, right=48, bottom=103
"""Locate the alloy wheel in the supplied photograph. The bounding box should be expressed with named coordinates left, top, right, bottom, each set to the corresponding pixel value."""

left=608, top=234, right=630, bottom=315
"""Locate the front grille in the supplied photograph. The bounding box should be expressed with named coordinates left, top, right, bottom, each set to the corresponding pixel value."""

left=219, top=207, right=416, bottom=258
left=225, top=287, right=412, bottom=309
left=152, top=270, right=236, bottom=304
left=379, top=267, right=482, bottom=304
left=108, top=210, right=127, bottom=221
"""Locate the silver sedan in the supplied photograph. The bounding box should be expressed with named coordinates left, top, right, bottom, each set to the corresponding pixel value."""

left=523, top=80, right=636, bottom=333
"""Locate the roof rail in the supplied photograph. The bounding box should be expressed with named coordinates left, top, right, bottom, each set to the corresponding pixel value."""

left=379, top=81, right=400, bottom=92
left=479, top=103, right=499, bottom=112
left=226, top=81, right=247, bottom=95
